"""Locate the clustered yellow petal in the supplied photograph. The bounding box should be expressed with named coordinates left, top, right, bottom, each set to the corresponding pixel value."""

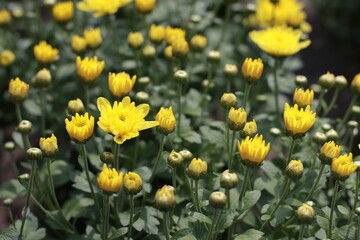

left=155, top=185, right=176, bottom=211
left=237, top=134, right=270, bottom=167
left=76, top=56, right=105, bottom=82
left=123, top=172, right=143, bottom=195
left=127, top=32, right=144, bottom=49
left=241, top=119, right=258, bottom=138
left=109, top=72, right=136, bottom=97
left=293, top=88, right=314, bottom=108
left=228, top=107, right=247, bottom=131
left=65, top=112, right=95, bottom=143
left=97, top=164, right=124, bottom=194
left=39, top=133, right=58, bottom=157
left=33, top=41, right=59, bottom=64
left=242, top=58, right=264, bottom=83
left=135, top=0, right=156, bottom=13
left=319, top=141, right=340, bottom=165
left=249, top=26, right=311, bottom=57
left=0, top=50, right=15, bottom=66
left=52, top=1, right=74, bottom=22
left=155, top=107, right=176, bottom=135
left=331, top=153, right=357, bottom=180
left=165, top=26, right=186, bottom=45
left=283, top=103, right=316, bottom=137
left=97, top=97, right=159, bottom=144
left=149, top=24, right=165, bottom=44
left=84, top=28, right=102, bottom=48
left=8, top=77, right=30, bottom=102
left=0, top=8, right=11, bottom=25
left=71, top=35, right=87, bottom=53
left=78, top=0, right=132, bottom=17
left=186, top=158, right=208, bottom=179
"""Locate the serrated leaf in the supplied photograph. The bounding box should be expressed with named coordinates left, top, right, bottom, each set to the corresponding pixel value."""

left=239, top=190, right=261, bottom=215
left=171, top=228, right=193, bottom=239
left=234, top=229, right=264, bottom=240
left=189, top=212, right=212, bottom=225
left=0, top=228, right=19, bottom=240
left=316, top=215, right=329, bottom=233
left=133, top=206, right=160, bottom=234
left=109, top=228, right=127, bottom=240
left=0, top=179, right=26, bottom=199
left=14, top=213, right=46, bottom=240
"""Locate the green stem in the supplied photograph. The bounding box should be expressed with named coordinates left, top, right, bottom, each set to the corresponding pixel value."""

left=19, top=160, right=36, bottom=240
left=150, top=135, right=165, bottom=183
left=329, top=180, right=339, bottom=238
left=10, top=152, right=19, bottom=176
left=84, top=84, right=90, bottom=110
left=113, top=143, right=120, bottom=170
left=80, top=144, right=102, bottom=217
left=177, top=83, right=182, bottom=138
left=172, top=168, right=177, bottom=190
left=40, top=88, right=46, bottom=136
left=243, top=83, right=252, bottom=111
left=315, top=89, right=325, bottom=114
left=36, top=0, right=41, bottom=40
left=239, top=166, right=249, bottom=201
left=298, top=224, right=305, bottom=240
left=103, top=194, right=110, bottom=240
left=15, top=103, right=22, bottom=123
left=194, top=180, right=202, bottom=213
left=7, top=208, right=15, bottom=227
left=287, top=137, right=296, bottom=164
left=226, top=188, right=230, bottom=208
left=226, top=78, right=231, bottom=93
left=348, top=171, right=359, bottom=223
left=305, top=163, right=325, bottom=202
left=135, top=50, right=141, bottom=77
left=163, top=211, right=171, bottom=240
left=323, top=88, right=340, bottom=117
left=181, top=164, right=198, bottom=212
left=113, top=143, right=121, bottom=226
left=215, top=3, right=231, bottom=50
left=205, top=209, right=219, bottom=240
left=228, top=130, right=236, bottom=171
left=273, top=58, right=280, bottom=119
left=128, top=195, right=134, bottom=240
left=337, top=95, right=357, bottom=134
left=213, top=209, right=223, bottom=238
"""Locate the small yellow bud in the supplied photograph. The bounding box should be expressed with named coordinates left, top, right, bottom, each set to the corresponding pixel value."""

left=71, top=35, right=87, bottom=53
left=84, top=28, right=102, bottom=49
left=228, top=107, right=247, bottom=131
left=168, top=150, right=184, bottom=167
left=0, top=9, right=11, bottom=26
left=155, top=185, right=176, bottom=211
left=124, top=172, right=143, bottom=195
left=165, top=26, right=186, bottom=45
left=207, top=50, right=221, bottom=64
left=319, top=72, right=335, bottom=89
left=351, top=73, right=360, bottom=95
left=220, top=170, right=238, bottom=189
left=52, top=1, right=74, bottom=22
left=190, top=35, right=207, bottom=52
left=18, top=120, right=32, bottom=134
left=128, top=32, right=144, bottom=49
left=220, top=93, right=237, bottom=109
left=67, top=98, right=85, bottom=115
left=39, top=134, right=58, bottom=157
left=9, top=77, right=29, bottom=102
left=223, top=64, right=238, bottom=78
left=179, top=149, right=193, bottom=161
left=209, top=191, right=227, bottom=209
left=155, top=107, right=176, bottom=135
left=285, top=160, right=304, bottom=180
left=100, top=152, right=114, bottom=164
left=296, top=203, right=315, bottom=224
left=33, top=68, right=52, bottom=88
left=335, top=75, right=347, bottom=89
left=331, top=153, right=357, bottom=180
left=142, top=45, right=156, bottom=59
left=0, top=50, right=15, bottom=66
left=65, top=113, right=94, bottom=143
left=295, top=75, right=308, bottom=87
left=312, top=132, right=327, bottom=145
left=149, top=24, right=165, bottom=44
left=108, top=72, right=136, bottom=97
left=186, top=158, right=207, bottom=180
left=319, top=141, right=340, bottom=165
left=240, top=119, right=257, bottom=138
left=293, top=88, right=314, bottom=108
left=26, top=147, right=43, bottom=161
left=135, top=0, right=156, bottom=13
left=242, top=58, right=264, bottom=83
left=172, top=39, right=189, bottom=58
left=97, top=164, right=124, bottom=194
left=33, top=41, right=59, bottom=64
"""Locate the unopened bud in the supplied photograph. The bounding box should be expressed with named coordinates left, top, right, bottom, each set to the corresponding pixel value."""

left=285, top=160, right=304, bottom=180
left=335, top=75, right=347, bottom=89
left=220, top=170, right=238, bottom=189
left=354, top=161, right=360, bottom=172
left=319, top=72, right=335, bottom=89
left=207, top=50, right=221, bottom=64
left=26, top=147, right=43, bottom=161
left=270, top=127, right=281, bottom=137
left=202, top=79, right=215, bottom=89
left=142, top=45, right=156, bottom=60
left=17, top=120, right=32, bottom=134
left=174, top=70, right=188, bottom=84
left=209, top=191, right=227, bottom=209
left=351, top=105, right=360, bottom=116
left=240, top=120, right=257, bottom=138
left=4, top=141, right=16, bottom=152
left=33, top=68, right=51, bottom=88
left=321, top=123, right=332, bottom=131
left=312, top=132, right=327, bottom=145
left=310, top=84, right=321, bottom=94
left=135, top=91, right=149, bottom=103
left=223, top=64, right=238, bottom=78
left=168, top=150, right=184, bottom=167
left=3, top=198, right=13, bottom=207
left=347, top=120, right=358, bottom=129
left=295, top=75, right=308, bottom=87
left=305, top=201, right=315, bottom=207
left=138, top=76, right=150, bottom=86
left=296, top=203, right=315, bottom=224
left=18, top=173, right=30, bottom=181
left=179, top=149, right=193, bottom=161
left=255, top=94, right=267, bottom=103
left=68, top=98, right=85, bottom=116
left=326, top=129, right=338, bottom=142
left=186, top=158, right=207, bottom=180
left=100, top=152, right=114, bottom=164
left=355, top=207, right=360, bottom=216
left=220, top=93, right=237, bottom=109
left=155, top=185, right=176, bottom=211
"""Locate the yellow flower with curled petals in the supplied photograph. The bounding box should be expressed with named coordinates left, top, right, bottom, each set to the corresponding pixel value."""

left=78, top=0, right=132, bottom=17
left=155, top=107, right=176, bottom=135
left=97, top=97, right=159, bottom=144
left=172, top=39, right=189, bottom=58
left=40, top=134, right=58, bottom=157
left=76, top=56, right=105, bottom=82
left=34, top=41, right=59, bottom=64
left=186, top=158, right=207, bottom=180
left=135, top=0, right=156, bottom=13
left=65, top=112, right=94, bottom=143
left=293, top=88, right=314, bottom=108
left=249, top=26, right=310, bottom=57
left=228, top=107, right=247, bottom=131
left=123, top=172, right=143, bottom=195
left=319, top=141, right=340, bottom=165
left=331, top=153, right=357, bottom=180
left=9, top=77, right=29, bottom=102
left=241, top=119, right=257, bottom=138
left=283, top=103, right=316, bottom=138
left=84, top=28, right=102, bottom=48
left=109, top=72, right=136, bottom=98
left=97, top=164, right=124, bottom=194
left=71, top=35, right=87, bottom=53
left=165, top=26, right=186, bottom=45
left=149, top=24, right=165, bottom=44
left=238, top=134, right=270, bottom=167
left=52, top=1, right=74, bottom=22
left=242, top=58, right=264, bottom=83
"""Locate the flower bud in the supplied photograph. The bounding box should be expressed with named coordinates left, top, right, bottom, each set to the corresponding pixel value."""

left=9, top=77, right=29, bottom=102
left=190, top=35, right=207, bottom=52
left=155, top=107, right=176, bottom=135
left=335, top=75, right=347, bottom=89
left=100, top=152, right=114, bottom=164
left=26, top=147, right=43, bottom=161
left=84, top=28, right=102, bottom=49
left=209, top=191, right=227, bottom=209
left=270, top=127, right=281, bottom=137
left=142, top=45, right=156, bottom=60
left=312, top=132, right=327, bottom=145
left=138, top=76, right=150, bottom=86
left=135, top=0, right=156, bottom=13
left=172, top=40, right=189, bottom=58
left=33, top=68, right=51, bottom=88
left=351, top=105, right=360, bottom=116
left=310, top=84, right=321, bottom=94
left=190, top=14, right=201, bottom=24
left=318, top=72, right=335, bottom=89
left=296, top=203, right=315, bottom=224
left=164, top=46, right=174, bottom=60
left=306, top=201, right=315, bottom=207
left=186, top=158, right=207, bottom=180
left=355, top=206, right=360, bottom=216
left=0, top=50, right=16, bottom=66
left=174, top=70, right=188, bottom=84
left=285, top=160, right=304, bottom=180
left=255, top=94, right=267, bottom=103
left=295, top=75, right=308, bottom=87
left=179, top=149, right=193, bottom=161
left=3, top=198, right=13, bottom=208
left=168, top=150, right=184, bottom=167
left=68, top=98, right=85, bottom=116
left=223, top=64, right=238, bottom=79
left=319, top=141, right=340, bottom=165
left=128, top=32, right=144, bottom=49
left=347, top=120, right=358, bottom=129
left=321, top=123, right=332, bottom=131
left=4, top=141, right=16, bottom=152
left=240, top=119, right=257, bottom=138
left=149, top=24, right=165, bottom=44
left=242, top=58, right=264, bottom=83
left=326, top=129, right=338, bottom=142
left=0, top=9, right=11, bottom=26
left=228, top=107, right=247, bottom=131
left=39, top=134, right=58, bottom=157
left=202, top=79, right=215, bottom=89
left=220, top=93, right=237, bottom=109
left=207, top=50, right=221, bottom=64
left=155, top=185, right=176, bottom=211
left=18, top=173, right=30, bottom=181
left=293, top=88, right=314, bottom=108
left=97, top=164, right=123, bottom=194
left=71, top=35, right=87, bottom=53
left=220, top=170, right=238, bottom=189
left=17, top=120, right=32, bottom=134
left=123, top=172, right=143, bottom=195
left=135, top=91, right=150, bottom=103
left=351, top=73, right=360, bottom=95
left=355, top=161, right=360, bottom=172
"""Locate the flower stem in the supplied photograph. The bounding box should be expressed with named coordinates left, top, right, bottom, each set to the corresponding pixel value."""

left=215, top=3, right=231, bottom=50
left=329, top=180, right=339, bottom=238
left=150, top=135, right=165, bottom=183
left=40, top=88, right=46, bottom=136
left=337, top=95, right=358, bottom=134
left=205, top=209, right=220, bottom=240
left=315, top=89, right=325, bottom=114
left=177, top=83, right=182, bottom=138
left=348, top=171, right=359, bottom=223
left=103, top=194, right=110, bottom=240
left=15, top=102, right=22, bottom=123
left=128, top=195, right=134, bottom=240
left=19, top=160, right=36, bottom=240
left=113, top=143, right=120, bottom=170
left=243, top=83, right=252, bottom=111
left=194, top=180, right=202, bottom=213
left=10, top=152, right=19, bottom=176
left=228, top=130, right=236, bottom=171
left=172, top=168, right=177, bottom=190
left=84, top=84, right=90, bottom=110
left=226, top=188, right=230, bottom=208
left=239, top=166, right=249, bottom=201
left=323, top=88, right=340, bottom=117
left=181, top=164, right=198, bottom=212
left=113, top=143, right=121, bottom=226
left=298, top=224, right=305, bottom=240
left=273, top=58, right=280, bottom=119
left=287, top=137, right=296, bottom=164
left=7, top=208, right=15, bottom=227
left=305, top=163, right=325, bottom=202
left=163, top=211, right=171, bottom=240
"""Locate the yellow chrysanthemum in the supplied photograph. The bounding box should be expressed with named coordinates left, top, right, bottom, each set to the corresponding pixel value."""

left=155, top=185, right=176, bottom=211
left=84, top=28, right=102, bottom=48
left=331, top=153, right=357, bottom=180
left=123, top=172, right=143, bottom=195
left=351, top=73, right=360, bottom=94
left=77, top=0, right=132, bottom=17
left=0, top=8, right=11, bottom=25
left=319, top=141, right=340, bottom=165
left=33, top=41, right=59, bottom=64
left=76, top=56, right=105, bottom=82
left=108, top=72, right=136, bottom=97
left=190, top=35, right=207, bottom=52
left=52, top=1, right=74, bottom=22
left=165, top=26, right=186, bottom=45
left=97, top=97, right=159, bottom=144
left=127, top=32, right=144, bottom=49
left=155, top=107, right=176, bottom=135
left=8, top=77, right=29, bottom=102
left=186, top=158, right=207, bottom=180
left=242, top=58, right=264, bottom=83
left=71, top=35, right=87, bottom=53
left=39, top=133, right=58, bottom=157
left=293, top=88, right=314, bottom=108
left=164, top=45, right=174, bottom=60
left=283, top=103, right=316, bottom=137
left=135, top=0, right=156, bottom=13
left=241, top=119, right=257, bottom=138
left=249, top=26, right=311, bottom=57
left=149, top=24, right=165, bottom=44
left=228, top=107, right=247, bottom=131
left=97, top=164, right=124, bottom=194
left=172, top=39, right=189, bottom=58
left=0, top=50, right=15, bottom=66
left=65, top=112, right=95, bottom=143
left=237, top=134, right=270, bottom=167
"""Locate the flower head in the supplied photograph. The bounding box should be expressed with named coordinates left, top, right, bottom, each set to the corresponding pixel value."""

left=0, top=50, right=15, bottom=66
left=135, top=0, right=156, bottom=13
left=319, top=141, right=340, bottom=165
left=331, top=153, right=357, bottom=180
left=0, top=9, right=11, bottom=25
left=209, top=191, right=227, bottom=209
left=220, top=93, right=237, bottom=109
left=155, top=185, right=176, bottom=211
left=351, top=73, right=360, bottom=95
left=9, top=77, right=29, bottom=102
left=127, top=32, right=144, bottom=49
left=285, top=160, right=304, bottom=180
left=65, top=112, right=94, bottom=143
left=34, top=41, right=59, bottom=64
left=241, top=119, right=258, bottom=138
left=40, top=134, right=58, bottom=157
left=165, top=26, right=186, bottom=45
left=293, top=88, right=314, bottom=108
left=190, top=35, right=207, bottom=52
left=224, top=64, right=238, bottom=78
left=97, top=164, right=124, bottom=194
left=84, top=28, right=102, bottom=48
left=186, top=158, right=207, bottom=179
left=149, top=24, right=165, bottom=44
left=97, top=97, right=159, bottom=144
left=283, top=103, right=316, bottom=138
left=249, top=26, right=310, bottom=57
left=123, top=172, right=143, bottom=195
left=164, top=46, right=174, bottom=60
left=71, top=35, right=87, bottom=53
left=228, top=107, right=247, bottom=131
left=78, top=0, right=132, bottom=17
left=76, top=56, right=105, bottom=82
left=155, top=107, right=176, bottom=135
left=68, top=98, right=85, bottom=115
left=172, top=39, right=189, bottom=58
left=53, top=1, right=74, bottom=22
left=33, top=68, right=52, bottom=88
left=108, top=72, right=136, bottom=97
left=237, top=134, right=270, bottom=167
left=242, top=58, right=264, bottom=83
left=220, top=170, right=238, bottom=189
left=296, top=203, right=315, bottom=224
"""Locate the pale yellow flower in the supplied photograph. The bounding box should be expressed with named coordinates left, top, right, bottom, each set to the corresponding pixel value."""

left=237, top=134, right=270, bottom=167
left=108, top=72, right=136, bottom=97
left=78, top=0, right=132, bottom=17
left=39, top=134, right=58, bottom=157
left=123, top=172, right=143, bottom=195
left=186, top=158, right=207, bottom=179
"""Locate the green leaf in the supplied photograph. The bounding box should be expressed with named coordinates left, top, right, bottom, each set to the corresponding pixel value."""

left=171, top=228, right=193, bottom=239
left=270, top=205, right=292, bottom=227
left=217, top=209, right=237, bottom=230
left=333, top=225, right=356, bottom=240
left=23, top=99, right=41, bottom=116
left=14, top=213, right=46, bottom=240
left=134, top=166, right=152, bottom=182
left=182, top=130, right=202, bottom=144
left=337, top=205, right=349, bottom=216
left=85, top=226, right=101, bottom=240
left=109, top=228, right=127, bottom=240
left=0, top=228, right=19, bottom=240
left=234, top=229, right=264, bottom=240
left=0, top=179, right=26, bottom=199
left=50, top=160, right=74, bottom=187
left=72, top=171, right=100, bottom=194
left=239, top=190, right=261, bottom=215
left=316, top=215, right=329, bottom=233
left=133, top=206, right=160, bottom=234
left=189, top=212, right=212, bottom=225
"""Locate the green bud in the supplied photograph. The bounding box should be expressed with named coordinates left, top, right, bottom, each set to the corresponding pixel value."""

left=18, top=173, right=30, bottom=181
left=312, top=132, right=327, bottom=145
left=100, top=152, right=114, bottom=164
left=4, top=141, right=16, bottom=152
left=295, top=75, right=308, bottom=87
left=202, top=79, right=215, bottom=89
left=138, top=76, right=150, bottom=86
left=270, top=127, right=281, bottom=137
left=167, top=150, right=184, bottom=167
left=255, top=94, right=267, bottom=103
left=321, top=123, right=332, bottom=131
left=17, top=120, right=32, bottom=134
left=207, top=50, right=221, bottom=64
left=179, top=149, right=193, bottom=161
left=326, top=129, right=339, bottom=142
left=190, top=14, right=201, bottom=24
left=26, top=147, right=43, bottom=161
left=220, top=93, right=237, bottom=109
left=310, top=84, right=321, bottom=94
left=220, top=170, right=238, bottom=189
left=285, top=160, right=304, bottom=180
left=335, top=75, right=347, bottom=89
left=296, top=203, right=315, bottom=224
left=3, top=198, right=13, bottom=207
left=223, top=64, right=238, bottom=78
left=174, top=70, right=188, bottom=84
left=135, top=91, right=150, bottom=104
left=142, top=45, right=156, bottom=60
left=319, top=72, right=335, bottom=89
left=347, top=120, right=358, bottom=129
left=351, top=105, right=360, bottom=116
left=355, top=207, right=360, bottom=216
left=209, top=191, right=227, bottom=209
left=32, top=68, right=52, bottom=88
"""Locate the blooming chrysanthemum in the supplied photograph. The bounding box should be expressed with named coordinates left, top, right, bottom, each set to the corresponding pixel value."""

left=242, top=58, right=264, bottom=83
left=65, top=112, right=95, bottom=143
left=97, top=97, right=159, bottom=144
left=33, top=41, right=59, bottom=64
left=97, top=164, right=124, bottom=194
left=39, top=133, right=58, bottom=157
left=52, top=1, right=74, bottom=22
left=76, top=56, right=105, bottom=82
left=155, top=107, right=176, bottom=135
left=8, top=77, right=29, bottom=102
left=237, top=134, right=270, bottom=167
left=108, top=72, right=136, bottom=97
left=283, top=103, right=316, bottom=137
left=293, top=88, right=314, bottom=108
left=71, top=35, right=87, bottom=53
left=77, top=0, right=132, bottom=17
left=319, top=141, right=340, bottom=165
left=0, top=50, right=15, bottom=66
left=331, top=153, right=357, bottom=180
left=249, top=26, right=310, bottom=57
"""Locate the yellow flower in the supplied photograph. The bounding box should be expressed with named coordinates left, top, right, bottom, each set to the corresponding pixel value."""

left=0, top=50, right=15, bottom=66
left=293, top=88, right=314, bottom=108
left=123, top=172, right=143, bottom=195
left=283, top=103, right=316, bottom=137
left=135, top=0, right=156, bottom=13
left=71, top=35, right=87, bottom=53
left=238, top=134, right=270, bottom=167
left=285, top=160, right=304, bottom=180
left=228, top=107, right=247, bottom=131
left=39, top=134, right=58, bottom=157
left=149, top=24, right=165, bottom=44
left=84, top=28, right=102, bottom=48
left=172, top=39, right=189, bottom=58
left=155, top=107, right=176, bottom=135
left=155, top=185, right=176, bottom=211
left=108, top=72, right=136, bottom=97
left=165, top=26, right=186, bottom=45
left=249, top=26, right=311, bottom=57
left=65, top=112, right=95, bottom=143
left=164, top=46, right=174, bottom=60
left=332, top=153, right=357, bottom=180
left=68, top=98, right=85, bottom=115
left=76, top=56, right=105, bottom=82
left=97, top=164, right=124, bottom=194
left=351, top=73, right=360, bottom=94
left=33, top=41, right=59, bottom=64
left=0, top=8, right=11, bottom=25
left=8, top=77, right=29, bottom=102
left=242, top=58, right=264, bottom=83
left=52, top=1, right=74, bottom=22
left=241, top=119, right=257, bottom=138
left=97, top=97, right=159, bottom=144
left=319, top=141, right=340, bottom=165
left=77, top=0, right=132, bottom=17
left=190, top=35, right=207, bottom=52
left=186, top=158, right=207, bottom=179
left=220, top=93, right=237, bottom=109
left=127, top=32, right=144, bottom=49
